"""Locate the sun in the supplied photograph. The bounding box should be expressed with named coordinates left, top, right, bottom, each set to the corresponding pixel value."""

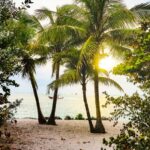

left=99, top=56, right=117, bottom=71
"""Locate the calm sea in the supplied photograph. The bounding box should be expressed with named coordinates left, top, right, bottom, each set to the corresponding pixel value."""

left=10, top=94, right=113, bottom=119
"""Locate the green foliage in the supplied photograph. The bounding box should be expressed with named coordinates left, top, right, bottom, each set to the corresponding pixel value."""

left=0, top=0, right=23, bottom=98
left=0, top=99, right=22, bottom=126
left=102, top=11, right=150, bottom=148
left=131, top=3, right=150, bottom=25
left=64, top=115, right=74, bottom=120
left=113, top=30, right=150, bottom=92
left=0, top=0, right=19, bottom=24
left=102, top=92, right=150, bottom=150
left=75, top=113, right=85, bottom=120
left=0, top=1, right=25, bottom=126
left=103, top=129, right=150, bottom=150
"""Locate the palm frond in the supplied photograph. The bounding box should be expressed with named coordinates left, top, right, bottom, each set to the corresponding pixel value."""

left=32, top=16, right=44, bottom=32
left=98, top=68, right=109, bottom=76
left=131, top=2, right=150, bottom=21
left=36, top=8, right=55, bottom=24
left=106, top=4, right=135, bottom=30
left=38, top=25, right=85, bottom=45
left=108, top=42, right=133, bottom=58
left=34, top=56, right=47, bottom=66
left=98, top=77, right=123, bottom=92
left=47, top=69, right=79, bottom=92
left=105, top=28, right=139, bottom=45
left=56, top=5, right=87, bottom=28
left=78, top=36, right=98, bottom=69
left=21, top=56, right=38, bottom=89
left=28, top=41, right=50, bottom=56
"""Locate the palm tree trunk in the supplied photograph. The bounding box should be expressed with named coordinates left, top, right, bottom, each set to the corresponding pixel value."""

left=29, top=71, right=46, bottom=124
left=94, top=71, right=105, bottom=133
left=82, top=74, right=94, bottom=133
left=47, top=62, right=60, bottom=125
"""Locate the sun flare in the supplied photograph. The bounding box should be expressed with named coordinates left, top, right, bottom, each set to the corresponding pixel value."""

left=99, top=56, right=117, bottom=71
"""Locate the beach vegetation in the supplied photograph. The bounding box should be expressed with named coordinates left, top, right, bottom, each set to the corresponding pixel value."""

left=75, top=113, right=85, bottom=120
left=102, top=7, right=150, bottom=149
left=0, top=0, right=23, bottom=126
left=64, top=115, right=74, bottom=120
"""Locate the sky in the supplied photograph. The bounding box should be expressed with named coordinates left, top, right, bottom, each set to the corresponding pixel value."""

left=13, top=0, right=150, bottom=13
left=11, top=0, right=149, bottom=98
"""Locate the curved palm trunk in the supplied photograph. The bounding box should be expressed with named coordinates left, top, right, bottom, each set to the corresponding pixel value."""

left=29, top=71, right=46, bottom=124
left=47, top=62, right=60, bottom=125
left=82, top=74, right=94, bottom=133
left=94, top=71, right=105, bottom=133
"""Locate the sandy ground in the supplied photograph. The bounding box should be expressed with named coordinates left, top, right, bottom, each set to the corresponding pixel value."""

left=5, top=119, right=122, bottom=150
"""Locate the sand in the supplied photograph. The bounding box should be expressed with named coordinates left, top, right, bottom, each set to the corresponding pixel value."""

left=5, top=119, right=122, bottom=150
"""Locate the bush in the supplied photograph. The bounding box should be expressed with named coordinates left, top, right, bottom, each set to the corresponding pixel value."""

left=55, top=116, right=62, bottom=120
left=101, top=116, right=110, bottom=120
left=0, top=99, right=22, bottom=126
left=102, top=92, right=150, bottom=150
left=75, top=113, right=85, bottom=120
left=64, top=115, right=73, bottom=120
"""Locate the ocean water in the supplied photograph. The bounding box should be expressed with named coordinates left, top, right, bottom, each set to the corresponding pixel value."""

left=10, top=94, right=113, bottom=119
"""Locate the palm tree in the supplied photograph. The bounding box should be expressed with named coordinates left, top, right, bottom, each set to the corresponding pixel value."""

left=48, top=49, right=95, bottom=132
left=35, top=6, right=85, bottom=125
left=74, top=0, right=136, bottom=133
left=21, top=52, right=47, bottom=124
left=48, top=49, right=123, bottom=133
left=13, top=12, right=47, bottom=124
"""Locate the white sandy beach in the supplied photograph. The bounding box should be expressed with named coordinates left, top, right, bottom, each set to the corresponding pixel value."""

left=4, top=119, right=123, bottom=150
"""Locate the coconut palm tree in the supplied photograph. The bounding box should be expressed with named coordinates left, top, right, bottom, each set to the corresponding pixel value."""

left=73, top=0, right=137, bottom=133
left=48, top=49, right=123, bottom=133
left=21, top=52, right=47, bottom=124
left=35, top=5, right=86, bottom=125
left=48, top=49, right=95, bottom=132
left=12, top=12, right=47, bottom=124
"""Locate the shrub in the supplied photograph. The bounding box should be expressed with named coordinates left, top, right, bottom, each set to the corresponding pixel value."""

left=0, top=99, right=22, bottom=126
left=64, top=115, right=73, bottom=120
left=75, top=113, right=85, bottom=120
left=55, top=116, right=62, bottom=120
left=102, top=92, right=150, bottom=150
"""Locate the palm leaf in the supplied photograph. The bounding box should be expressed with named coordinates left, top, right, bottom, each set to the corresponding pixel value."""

left=47, top=69, right=79, bottom=92
left=105, top=3, right=135, bottom=30
left=56, top=4, right=87, bottom=28
left=105, top=29, right=139, bottom=45
left=131, top=2, right=150, bottom=21
left=34, top=56, right=47, bottom=66
left=38, top=25, right=85, bottom=45
left=108, top=42, right=133, bottom=58
left=98, top=77, right=123, bottom=92
left=28, top=42, right=51, bottom=56
left=78, top=36, right=98, bottom=70
left=98, top=68, right=109, bottom=76
left=21, top=56, right=38, bottom=89
left=32, top=16, right=44, bottom=32
left=36, top=8, right=55, bottom=24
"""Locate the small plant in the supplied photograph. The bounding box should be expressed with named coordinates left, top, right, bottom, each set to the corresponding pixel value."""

left=75, top=113, right=85, bottom=120
left=64, top=115, right=73, bottom=120
left=0, top=99, right=22, bottom=126
left=101, top=116, right=110, bottom=121
left=55, top=116, right=62, bottom=120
